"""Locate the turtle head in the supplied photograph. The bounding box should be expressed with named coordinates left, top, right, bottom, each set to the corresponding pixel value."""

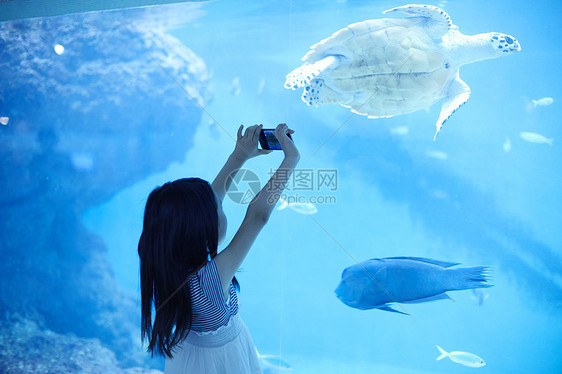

left=449, top=31, right=521, bottom=65
left=487, top=32, right=521, bottom=55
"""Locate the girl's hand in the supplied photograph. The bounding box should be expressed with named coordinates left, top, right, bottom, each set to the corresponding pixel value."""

left=274, top=123, right=300, bottom=160
left=233, top=124, right=272, bottom=161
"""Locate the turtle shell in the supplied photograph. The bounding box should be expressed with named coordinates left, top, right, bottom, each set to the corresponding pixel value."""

left=302, top=17, right=455, bottom=117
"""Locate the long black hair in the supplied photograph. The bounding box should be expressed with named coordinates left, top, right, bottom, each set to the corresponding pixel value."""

left=138, top=178, right=236, bottom=358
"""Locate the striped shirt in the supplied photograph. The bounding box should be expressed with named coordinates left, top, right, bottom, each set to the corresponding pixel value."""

left=187, top=258, right=239, bottom=332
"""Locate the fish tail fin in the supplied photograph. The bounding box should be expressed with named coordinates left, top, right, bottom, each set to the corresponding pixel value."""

left=436, top=345, right=448, bottom=360
left=451, top=266, right=493, bottom=290
left=532, top=99, right=537, bottom=108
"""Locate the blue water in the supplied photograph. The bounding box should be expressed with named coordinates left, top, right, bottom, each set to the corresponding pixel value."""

left=3, top=0, right=562, bottom=373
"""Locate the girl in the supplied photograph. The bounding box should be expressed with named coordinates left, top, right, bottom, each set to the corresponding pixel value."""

left=138, top=123, right=299, bottom=373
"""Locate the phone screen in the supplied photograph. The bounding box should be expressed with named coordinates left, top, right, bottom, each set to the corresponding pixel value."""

left=259, top=128, right=291, bottom=150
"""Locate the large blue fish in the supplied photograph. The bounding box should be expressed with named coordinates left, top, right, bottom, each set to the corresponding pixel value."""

left=335, top=257, right=492, bottom=314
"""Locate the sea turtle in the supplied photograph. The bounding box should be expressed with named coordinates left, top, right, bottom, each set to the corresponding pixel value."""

left=284, top=4, right=521, bottom=139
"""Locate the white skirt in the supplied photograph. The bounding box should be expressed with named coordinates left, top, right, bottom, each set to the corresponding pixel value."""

left=164, top=314, right=263, bottom=374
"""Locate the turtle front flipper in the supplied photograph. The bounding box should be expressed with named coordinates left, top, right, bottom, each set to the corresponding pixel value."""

left=383, top=4, right=452, bottom=39
left=285, top=55, right=344, bottom=106
left=284, top=55, right=341, bottom=90
left=434, top=75, right=471, bottom=140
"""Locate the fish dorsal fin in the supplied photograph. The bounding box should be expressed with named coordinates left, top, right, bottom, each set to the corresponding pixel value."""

left=382, top=256, right=460, bottom=268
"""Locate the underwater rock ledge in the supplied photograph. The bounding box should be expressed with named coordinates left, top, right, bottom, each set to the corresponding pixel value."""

left=0, top=6, right=210, bottom=370
left=0, top=316, right=163, bottom=374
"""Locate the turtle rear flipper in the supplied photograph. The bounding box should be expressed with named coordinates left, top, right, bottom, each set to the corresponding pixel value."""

left=383, top=4, right=452, bottom=39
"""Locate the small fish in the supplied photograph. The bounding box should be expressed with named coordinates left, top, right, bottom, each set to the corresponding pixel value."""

left=230, top=77, right=241, bottom=96
left=70, top=152, right=95, bottom=171
left=54, top=44, right=65, bottom=55
left=520, top=131, right=553, bottom=146
left=471, top=288, right=489, bottom=306
left=426, top=150, right=448, bottom=160
left=431, top=189, right=448, bottom=200
left=532, top=97, right=553, bottom=108
left=0, top=117, right=9, bottom=125
left=503, top=138, right=512, bottom=152
left=436, top=345, right=485, bottom=368
left=259, top=354, right=292, bottom=371
left=277, top=197, right=317, bottom=215
left=256, top=348, right=292, bottom=371
left=390, top=126, right=409, bottom=135
left=257, top=78, right=266, bottom=95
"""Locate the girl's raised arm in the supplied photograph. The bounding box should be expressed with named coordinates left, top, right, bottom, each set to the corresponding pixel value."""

left=211, top=124, right=271, bottom=203
left=215, top=124, right=299, bottom=293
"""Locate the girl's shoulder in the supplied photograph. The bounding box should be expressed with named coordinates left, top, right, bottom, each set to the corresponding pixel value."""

left=188, top=257, right=217, bottom=280
left=198, top=257, right=219, bottom=277
left=189, top=258, right=236, bottom=314
left=190, top=258, right=223, bottom=294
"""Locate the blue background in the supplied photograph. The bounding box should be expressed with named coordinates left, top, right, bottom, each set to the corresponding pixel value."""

left=1, top=1, right=561, bottom=373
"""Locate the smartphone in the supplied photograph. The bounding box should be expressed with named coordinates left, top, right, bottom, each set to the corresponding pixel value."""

left=259, top=127, right=292, bottom=150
